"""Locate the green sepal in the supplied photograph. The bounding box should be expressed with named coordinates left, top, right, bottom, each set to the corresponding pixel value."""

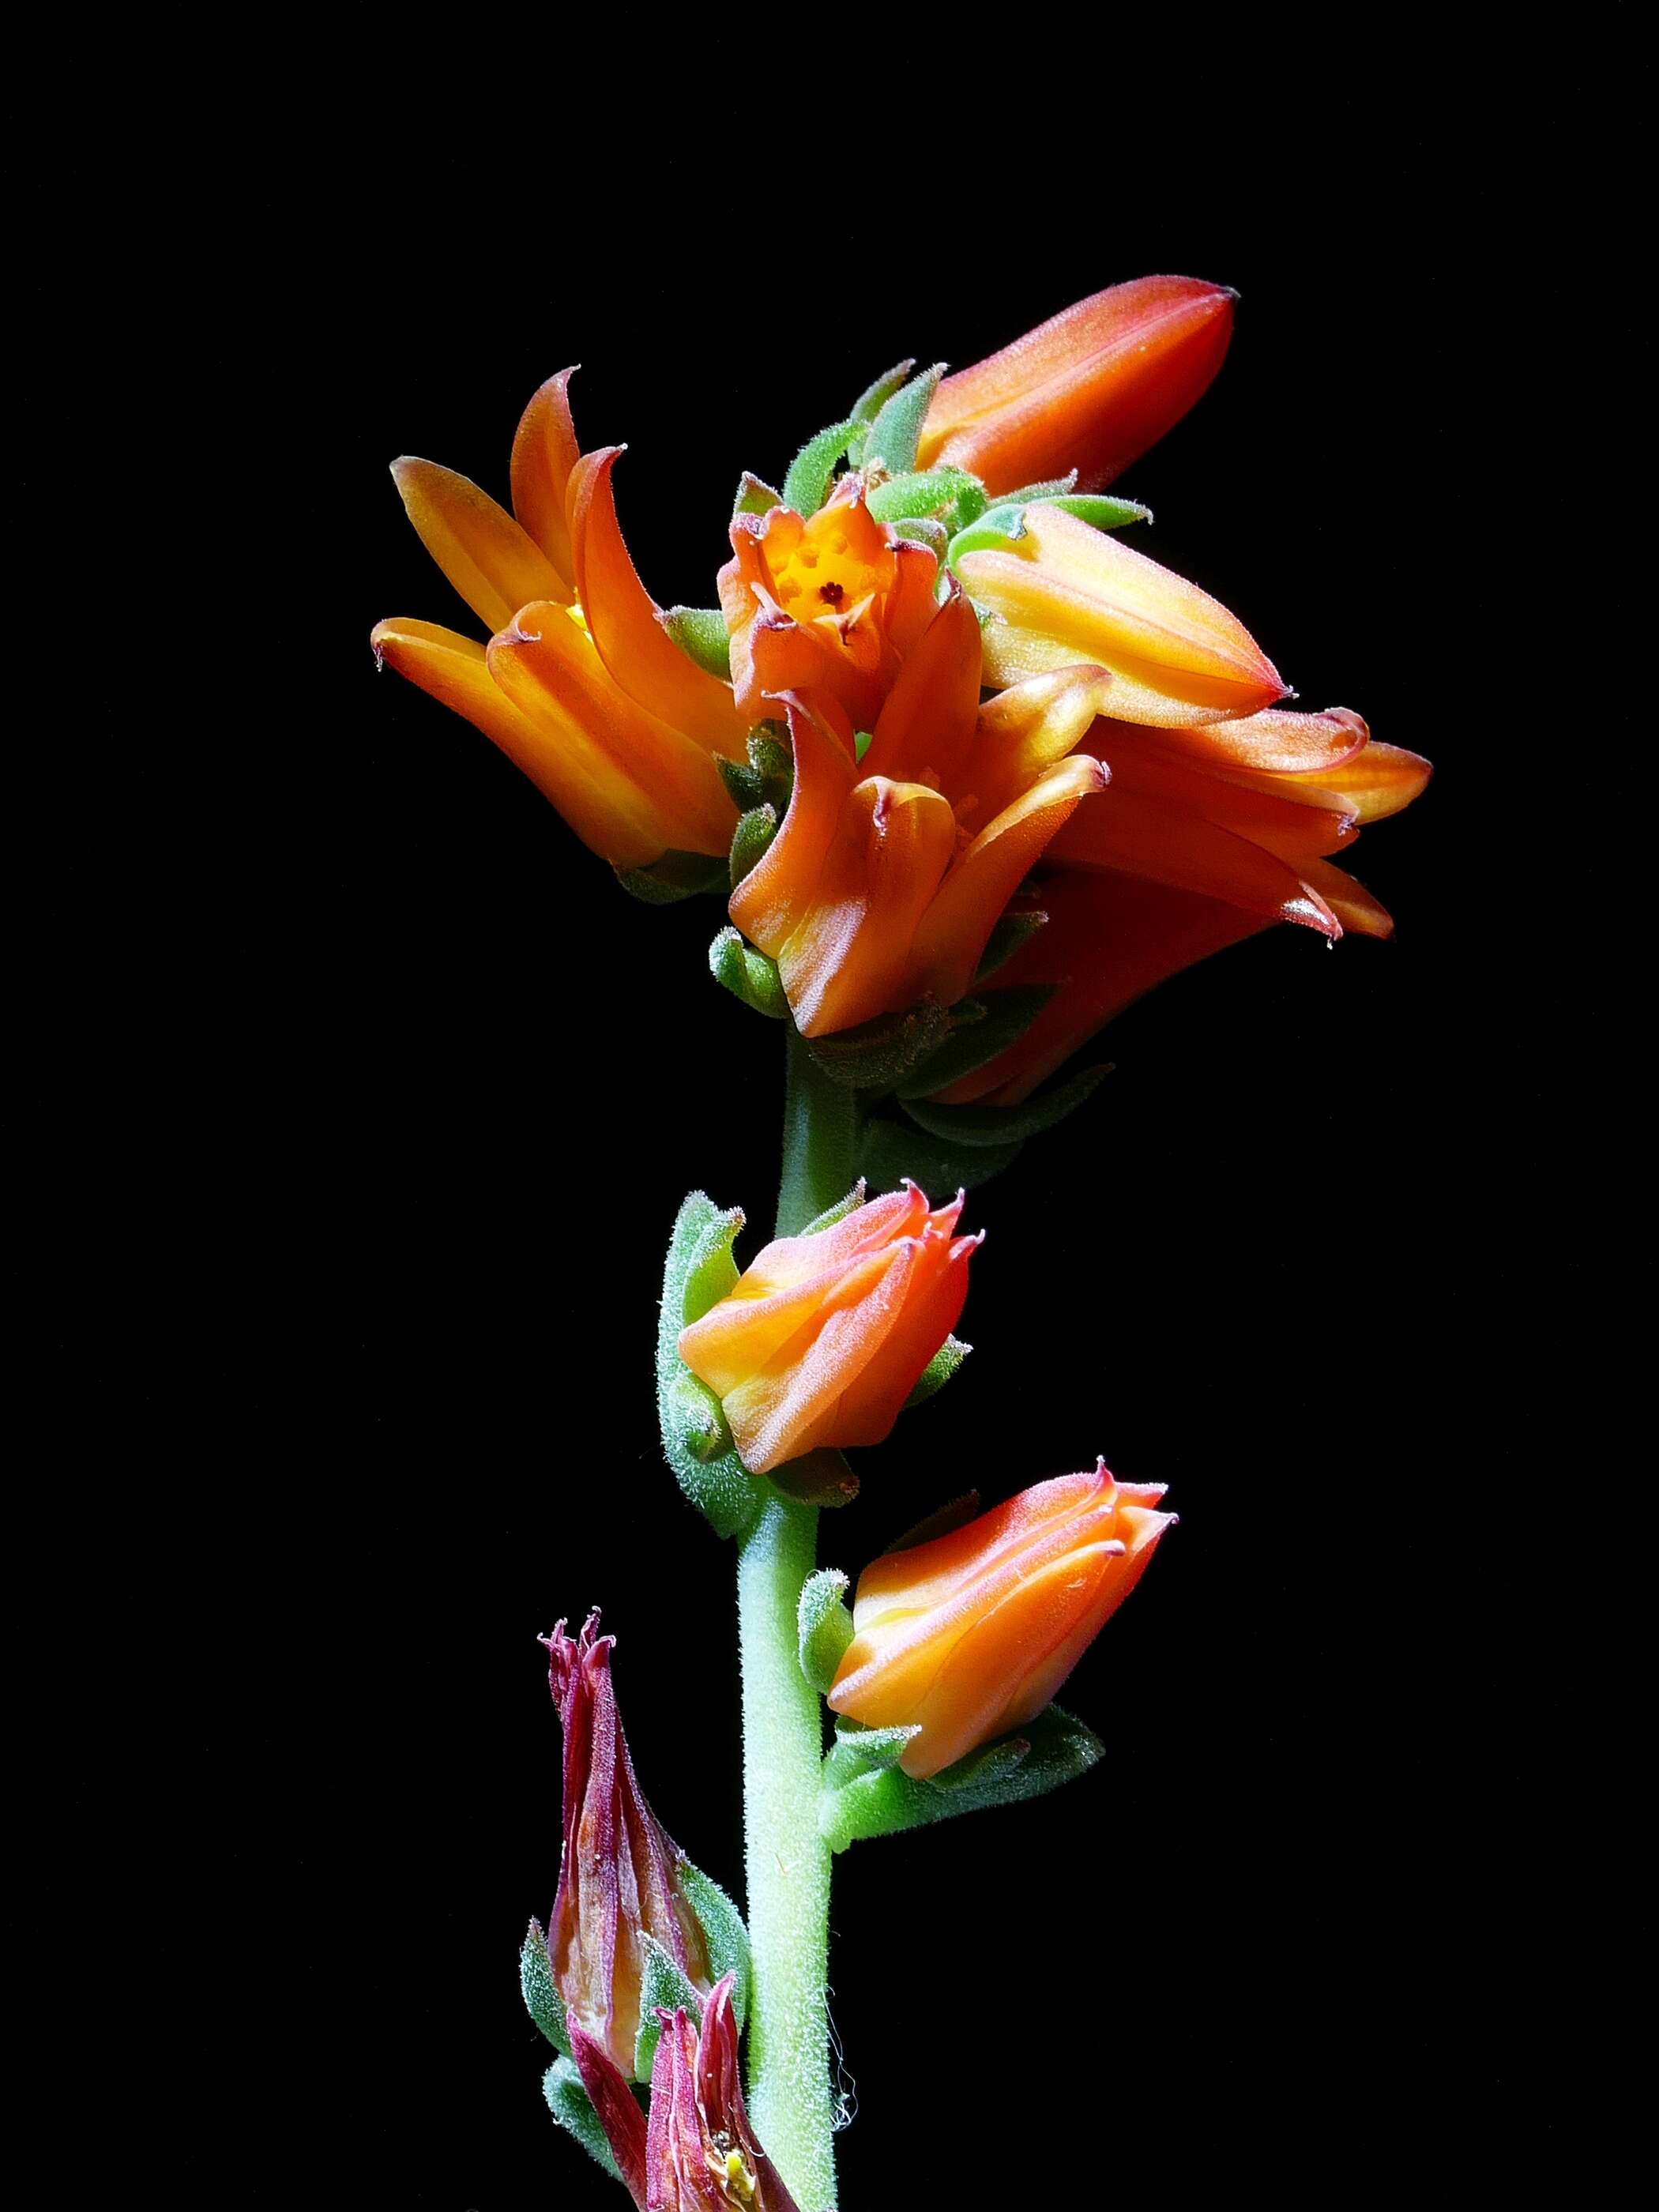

left=948, top=491, right=1150, bottom=567
left=901, top=1334, right=971, bottom=1409
left=901, top=1063, right=1109, bottom=1146
left=657, top=1194, right=761, bottom=1540
left=543, top=2057, right=626, bottom=2184
left=856, top=1112, right=1023, bottom=1195
left=797, top=1182, right=868, bottom=1236
left=895, top=985, right=1058, bottom=1100
left=678, top=1860, right=751, bottom=2033
left=747, top=727, right=794, bottom=812
left=717, top=754, right=764, bottom=811
left=668, top=1370, right=733, bottom=1465
left=819, top=1702, right=1104, bottom=1852
left=883, top=1489, right=982, bottom=1553
left=734, top=471, right=784, bottom=517
left=661, top=605, right=732, bottom=679
left=976, top=908, right=1048, bottom=982
left=709, top=927, right=788, bottom=1020
left=893, top=517, right=950, bottom=559
left=803, top=996, right=957, bottom=1091
left=863, top=363, right=944, bottom=478
left=615, top=849, right=730, bottom=905
left=782, top=416, right=863, bottom=517
left=821, top=1718, right=921, bottom=1792
left=633, top=1932, right=705, bottom=2080
left=850, top=358, right=916, bottom=427
left=769, top=1448, right=860, bottom=1509
left=520, top=1918, right=571, bottom=2055
left=730, top=803, right=777, bottom=889
left=988, top=470, right=1078, bottom=504
left=798, top=1567, right=855, bottom=1694
left=867, top=468, right=984, bottom=525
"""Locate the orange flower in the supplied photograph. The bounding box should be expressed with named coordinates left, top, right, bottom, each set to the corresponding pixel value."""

left=727, top=589, right=1109, bottom=1034
left=932, top=707, right=1432, bottom=1104
left=828, top=1465, right=1174, bottom=1779
left=954, top=501, right=1288, bottom=725
left=676, top=1183, right=979, bottom=1476
left=918, top=274, right=1237, bottom=496
left=717, top=474, right=940, bottom=730
left=371, top=371, right=747, bottom=870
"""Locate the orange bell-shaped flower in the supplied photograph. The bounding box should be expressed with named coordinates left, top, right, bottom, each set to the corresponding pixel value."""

left=676, top=1182, right=979, bottom=1476
left=829, top=1465, right=1174, bottom=1778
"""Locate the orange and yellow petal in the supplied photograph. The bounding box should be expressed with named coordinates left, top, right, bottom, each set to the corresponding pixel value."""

left=863, top=581, right=984, bottom=792
left=390, top=458, right=571, bottom=631
left=509, top=367, right=581, bottom=582
left=728, top=693, right=857, bottom=957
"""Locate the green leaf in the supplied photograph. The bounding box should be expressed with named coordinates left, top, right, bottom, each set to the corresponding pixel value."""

left=901, top=1063, right=1109, bottom=1146
left=901, top=1334, right=971, bottom=1409
left=734, top=471, right=784, bottom=517
left=846, top=358, right=916, bottom=465
left=783, top=416, right=864, bottom=517
left=803, top=997, right=957, bottom=1092
left=543, top=2057, right=626, bottom=2184
left=709, top=927, right=788, bottom=1020
left=797, top=1182, right=868, bottom=1236
left=633, top=1933, right=704, bottom=2080
left=863, top=363, right=944, bottom=477
left=895, top=986, right=1057, bottom=1100
left=867, top=468, right=984, bottom=525
left=660, top=605, right=732, bottom=679
left=819, top=1702, right=1104, bottom=1852
left=729, top=803, right=777, bottom=889
left=948, top=491, right=1150, bottom=569
left=976, top=908, right=1048, bottom=982
left=657, top=1194, right=760, bottom=1540
left=615, top=849, right=730, bottom=905
left=821, top=1719, right=921, bottom=1792
left=520, top=1919, right=570, bottom=2055
left=768, top=1448, right=860, bottom=1509
left=856, top=1112, right=1024, bottom=1196
left=798, top=1568, right=855, bottom=1694
left=678, top=1860, right=751, bottom=2033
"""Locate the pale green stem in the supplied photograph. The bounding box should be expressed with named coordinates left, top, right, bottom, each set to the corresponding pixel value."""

left=777, top=1026, right=859, bottom=1238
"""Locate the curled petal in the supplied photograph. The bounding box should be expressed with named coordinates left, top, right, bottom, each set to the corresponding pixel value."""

left=968, top=664, right=1117, bottom=826
left=510, top=367, right=581, bottom=581
left=1049, top=786, right=1345, bottom=934
left=1248, top=737, right=1432, bottom=824
left=390, top=457, right=571, bottom=630
left=864, top=581, right=984, bottom=792
left=1134, top=703, right=1371, bottom=776
left=729, top=692, right=858, bottom=957
left=1094, top=728, right=1359, bottom=860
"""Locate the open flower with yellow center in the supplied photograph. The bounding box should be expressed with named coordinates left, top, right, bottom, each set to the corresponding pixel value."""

left=727, top=585, right=1111, bottom=1035
left=717, top=472, right=940, bottom=731
left=371, top=371, right=747, bottom=870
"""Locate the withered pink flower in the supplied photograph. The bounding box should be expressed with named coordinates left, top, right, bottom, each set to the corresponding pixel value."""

left=647, top=1974, right=802, bottom=2211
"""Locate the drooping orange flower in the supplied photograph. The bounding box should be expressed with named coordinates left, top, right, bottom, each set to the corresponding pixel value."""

left=931, top=707, right=1432, bottom=1104
left=829, top=1465, right=1174, bottom=1779
left=954, top=501, right=1288, bottom=724
left=371, top=371, right=747, bottom=870
left=717, top=473, right=940, bottom=730
left=917, top=274, right=1237, bottom=497
left=677, top=1183, right=978, bottom=1476
left=727, top=589, right=1110, bottom=1035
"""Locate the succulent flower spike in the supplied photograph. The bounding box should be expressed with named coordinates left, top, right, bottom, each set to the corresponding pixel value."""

left=830, top=1464, right=1175, bottom=1778
left=646, top=1975, right=803, bottom=2211
left=917, top=275, right=1237, bottom=495
left=543, top=1613, right=713, bottom=2078
left=677, top=1182, right=979, bottom=1476
left=373, top=373, right=746, bottom=870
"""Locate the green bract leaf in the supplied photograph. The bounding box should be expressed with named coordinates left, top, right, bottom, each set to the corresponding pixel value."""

left=901, top=1334, right=971, bottom=1409
left=615, top=850, right=730, bottom=905
left=1041, top=491, right=1153, bottom=529
left=863, top=363, right=944, bottom=478
left=846, top=358, right=916, bottom=465
left=819, top=1702, right=1104, bottom=1852
left=893, top=516, right=950, bottom=559
left=730, top=803, right=777, bottom=889
left=717, top=754, right=765, bottom=811
left=797, top=1182, right=868, bottom=1236
left=678, top=1861, right=750, bottom=2032
left=821, top=1719, right=921, bottom=1792
left=857, top=1113, right=1024, bottom=1196
left=734, top=471, right=784, bottom=517
left=668, top=1370, right=733, bottom=1465
left=521, top=1918, right=570, bottom=2055
left=657, top=1194, right=760, bottom=1540
left=803, top=997, right=957, bottom=1092
left=543, top=2057, right=625, bottom=2184
left=895, top=986, right=1058, bottom=1100
left=976, top=908, right=1048, bottom=982
left=798, top=1567, right=855, bottom=1694
left=783, top=416, right=864, bottom=517
left=901, top=1063, right=1109, bottom=1146
left=747, top=727, right=794, bottom=813
left=660, top=605, right=732, bottom=679
left=709, top=927, right=788, bottom=1020
left=633, top=1932, right=704, bottom=2080
left=769, top=1447, right=860, bottom=1509
left=948, top=491, right=1150, bottom=569
left=867, top=468, right=984, bottom=525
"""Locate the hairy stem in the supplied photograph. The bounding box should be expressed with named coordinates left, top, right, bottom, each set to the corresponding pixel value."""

left=777, top=1026, right=859, bottom=1238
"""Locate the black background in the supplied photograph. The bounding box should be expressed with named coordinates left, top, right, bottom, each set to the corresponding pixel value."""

left=20, top=24, right=1633, bottom=2206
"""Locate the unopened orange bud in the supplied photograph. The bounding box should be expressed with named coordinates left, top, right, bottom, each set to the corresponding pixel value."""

left=676, top=1183, right=979, bottom=1475
left=918, top=275, right=1236, bottom=495
left=829, top=1465, right=1174, bottom=1778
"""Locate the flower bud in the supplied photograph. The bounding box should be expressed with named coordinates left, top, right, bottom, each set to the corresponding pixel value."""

left=917, top=275, right=1236, bottom=495
left=829, top=1464, right=1174, bottom=1778
left=645, top=1974, right=802, bottom=2211
left=677, top=1182, right=980, bottom=1475
left=544, top=1612, right=712, bottom=2078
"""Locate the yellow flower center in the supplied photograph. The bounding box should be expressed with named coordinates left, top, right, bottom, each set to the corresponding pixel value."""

left=768, top=510, right=886, bottom=627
